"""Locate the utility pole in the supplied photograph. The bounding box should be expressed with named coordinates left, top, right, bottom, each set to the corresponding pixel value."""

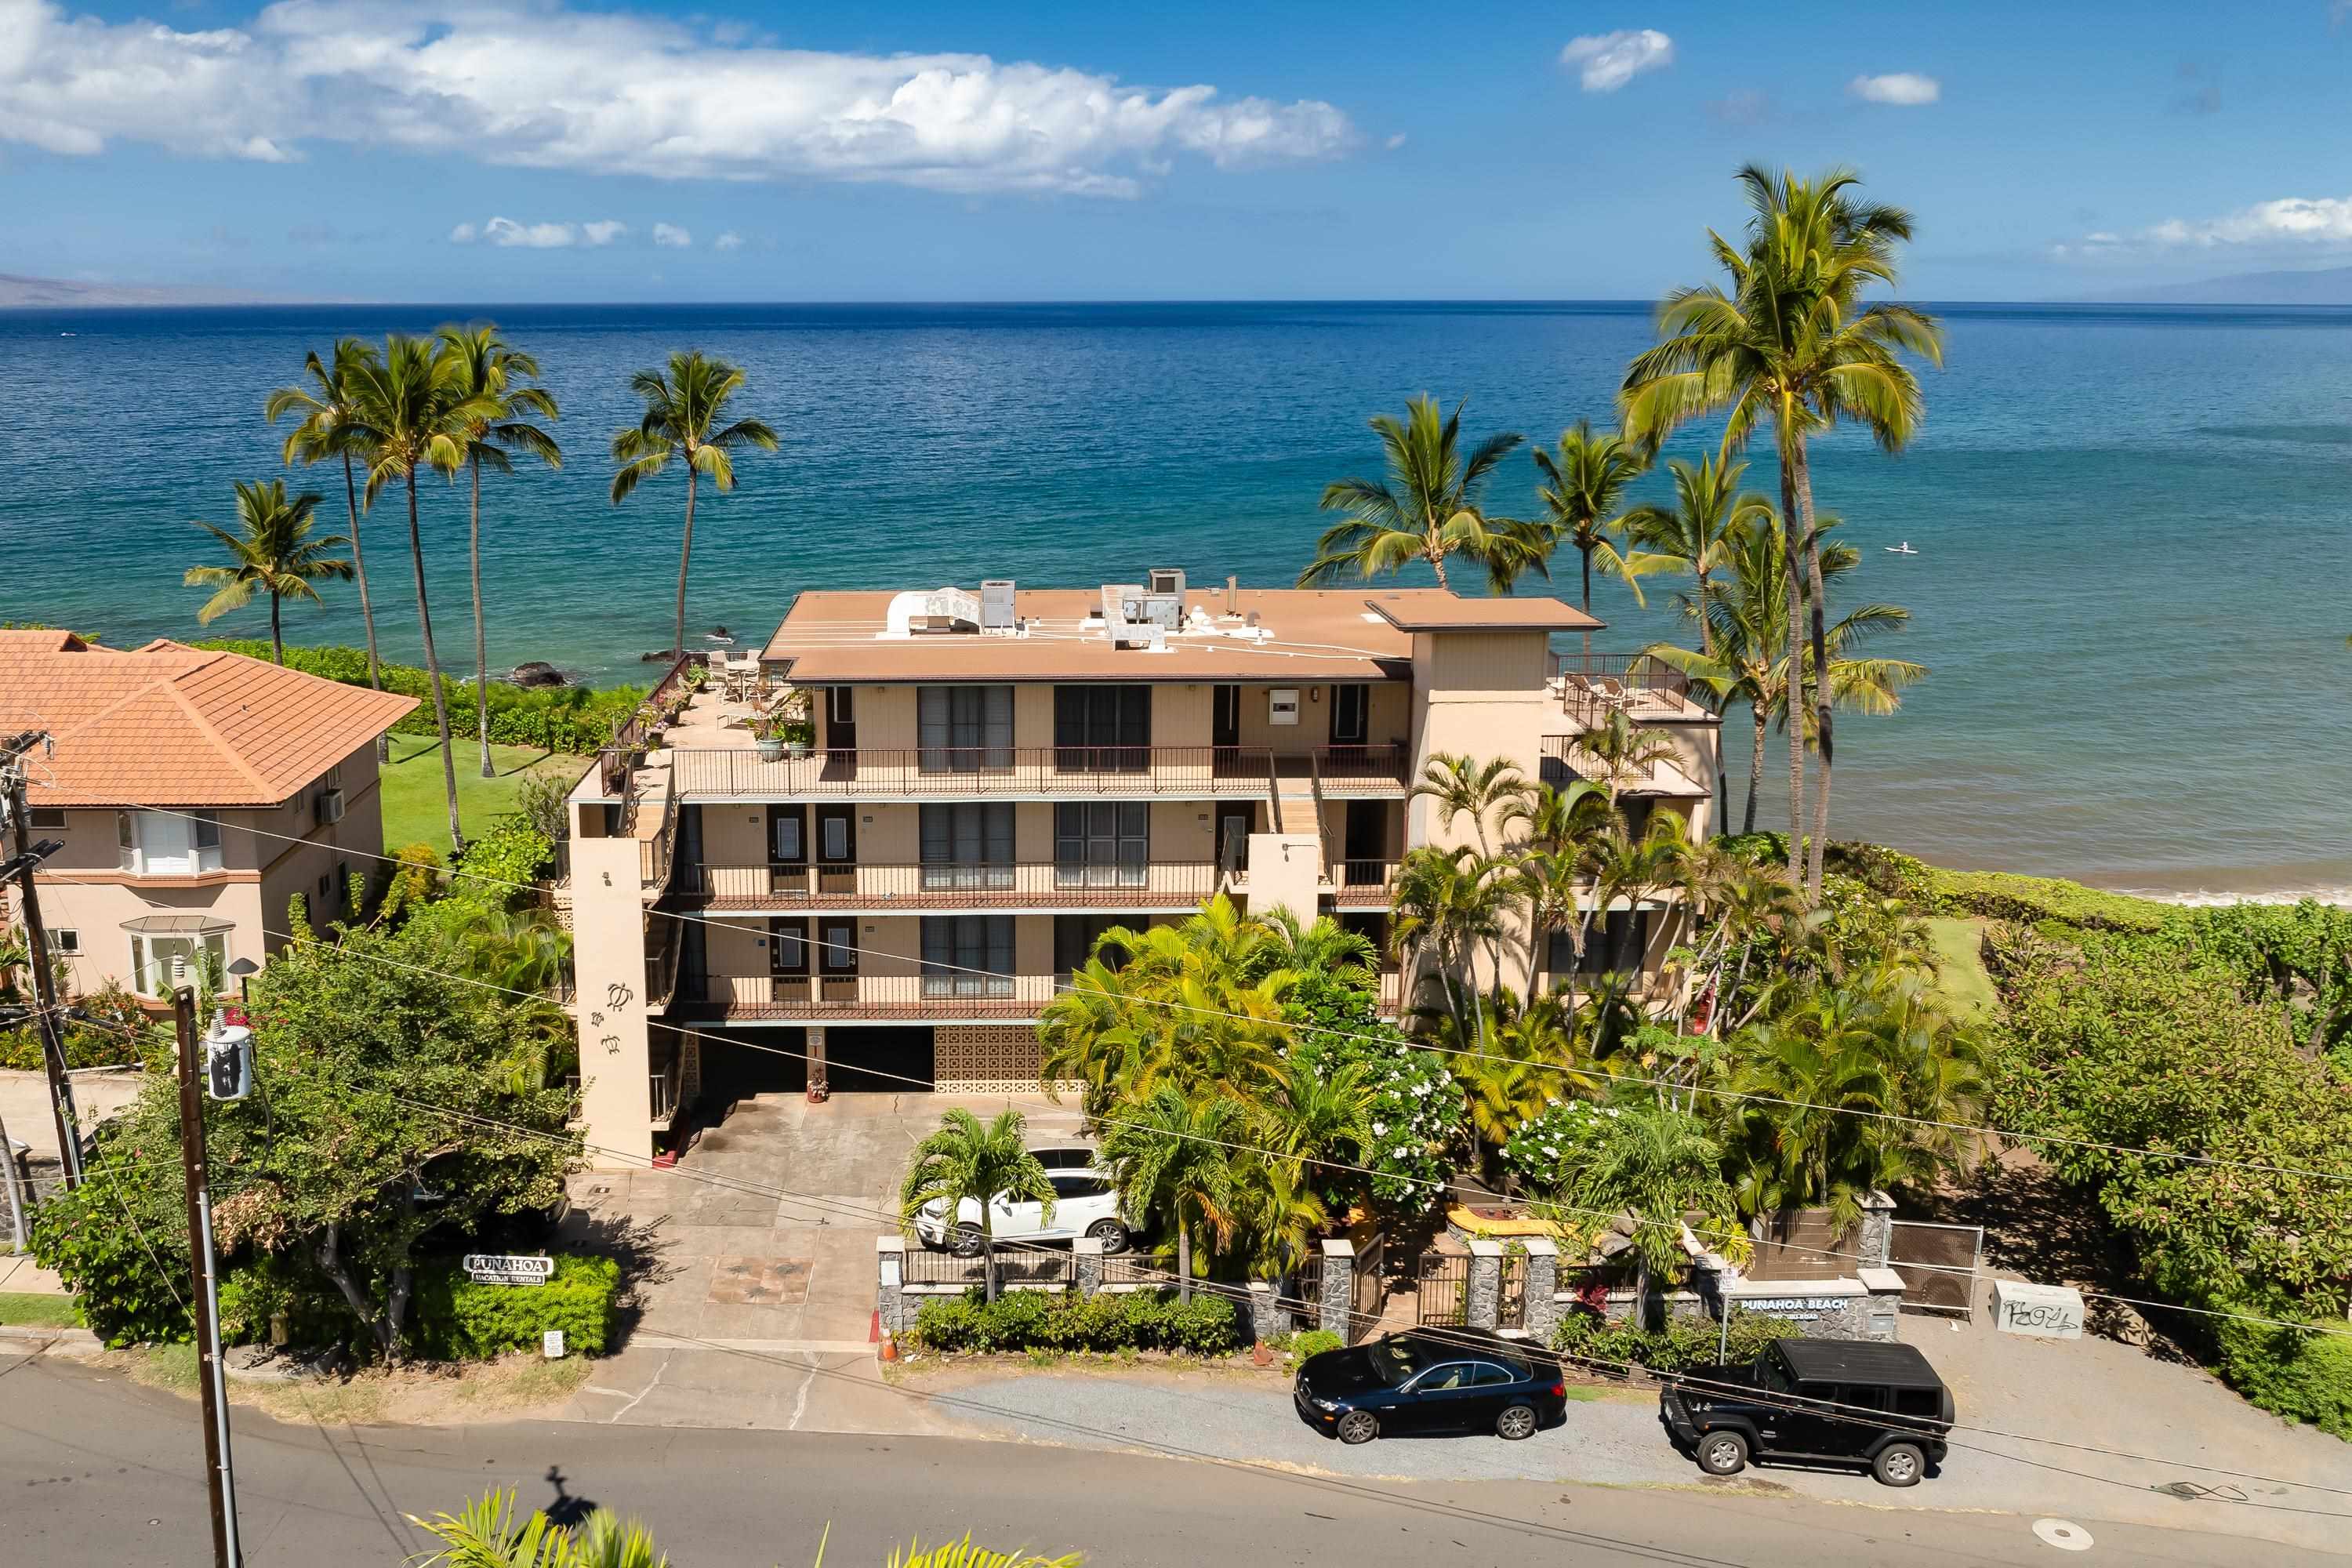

left=1, top=731, right=79, bottom=1189
left=172, top=989, right=242, bottom=1568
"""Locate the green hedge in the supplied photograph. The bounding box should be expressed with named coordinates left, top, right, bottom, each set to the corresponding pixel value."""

left=1926, top=869, right=2174, bottom=934
left=2212, top=1308, right=2352, bottom=1440
left=408, top=1254, right=619, bottom=1359
left=911, top=1288, right=1239, bottom=1356
left=1551, top=1312, right=1802, bottom=1374
left=192, top=641, right=648, bottom=756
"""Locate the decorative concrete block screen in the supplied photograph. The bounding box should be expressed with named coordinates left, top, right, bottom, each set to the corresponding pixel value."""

left=933, top=1024, right=1081, bottom=1096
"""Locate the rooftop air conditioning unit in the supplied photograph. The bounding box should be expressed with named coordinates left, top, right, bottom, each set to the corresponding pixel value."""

left=908, top=586, right=981, bottom=634
left=1148, top=568, right=1185, bottom=597
left=980, top=579, right=1016, bottom=632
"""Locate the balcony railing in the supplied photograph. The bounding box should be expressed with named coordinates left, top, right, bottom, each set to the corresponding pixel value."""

left=1552, top=650, right=1708, bottom=730
left=680, top=859, right=1218, bottom=909
left=674, top=969, right=1056, bottom=1021
left=650, top=1055, right=683, bottom=1124
left=666, top=744, right=1409, bottom=800
left=1327, top=858, right=1399, bottom=906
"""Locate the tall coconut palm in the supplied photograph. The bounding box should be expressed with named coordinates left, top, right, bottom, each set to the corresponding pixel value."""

left=438, top=323, right=563, bottom=779
left=1622, top=165, right=1944, bottom=897
left=1408, top=751, right=1526, bottom=855
left=609, top=352, right=779, bottom=664
left=1300, top=394, right=1541, bottom=592
left=1623, top=452, right=1774, bottom=827
left=267, top=339, right=391, bottom=756
left=183, top=479, right=353, bottom=663
left=1530, top=420, right=1659, bottom=659
left=341, top=334, right=479, bottom=851
left=898, top=1108, right=1053, bottom=1302
left=1100, top=1083, right=1240, bottom=1304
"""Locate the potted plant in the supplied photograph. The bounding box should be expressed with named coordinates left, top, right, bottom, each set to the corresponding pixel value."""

left=750, top=712, right=788, bottom=763
left=782, top=719, right=815, bottom=758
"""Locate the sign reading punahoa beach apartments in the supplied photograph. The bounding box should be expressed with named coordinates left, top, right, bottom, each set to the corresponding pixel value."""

left=463, top=1253, right=554, bottom=1287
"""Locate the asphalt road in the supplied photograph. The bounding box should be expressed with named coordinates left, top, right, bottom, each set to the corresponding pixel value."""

left=2, top=1356, right=2339, bottom=1568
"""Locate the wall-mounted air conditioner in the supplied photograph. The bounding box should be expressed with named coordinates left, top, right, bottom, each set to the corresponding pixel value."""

left=315, top=788, right=346, bottom=826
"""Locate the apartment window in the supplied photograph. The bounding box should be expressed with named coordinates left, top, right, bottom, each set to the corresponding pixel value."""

left=1054, top=802, right=1146, bottom=888
left=118, top=810, right=223, bottom=875
left=917, top=685, right=1013, bottom=773
left=1053, top=685, right=1149, bottom=772
left=921, top=916, right=1014, bottom=998
left=1054, top=914, right=1134, bottom=978
left=28, top=808, right=65, bottom=829
left=769, top=917, right=809, bottom=975
left=51, top=928, right=78, bottom=954
left=1552, top=909, right=1654, bottom=978
left=1330, top=684, right=1370, bottom=746
left=129, top=930, right=228, bottom=997
left=920, top=804, right=1014, bottom=891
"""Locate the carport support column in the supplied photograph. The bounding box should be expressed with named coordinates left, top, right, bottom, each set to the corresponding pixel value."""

left=806, top=1025, right=829, bottom=1100
left=1318, top=1239, right=1354, bottom=1339
left=877, top=1236, right=907, bottom=1337
left=1521, top=1237, right=1560, bottom=1343
left=1073, top=1236, right=1103, bottom=1299
left=1857, top=1189, right=1896, bottom=1269
left=1466, top=1239, right=1503, bottom=1332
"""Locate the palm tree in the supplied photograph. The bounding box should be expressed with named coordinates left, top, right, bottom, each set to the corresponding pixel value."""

left=267, top=339, right=391, bottom=755
left=1425, top=988, right=1596, bottom=1179
left=1500, top=778, right=1613, bottom=982
left=1562, top=1100, right=1737, bottom=1327
left=1568, top=708, right=1680, bottom=811
left=438, top=324, right=562, bottom=779
left=610, top=351, right=779, bottom=664
left=1623, top=165, right=1944, bottom=897
left=1388, top=844, right=1524, bottom=1043
left=1623, top=452, right=1774, bottom=826
left=183, top=479, right=353, bottom=663
left=1299, top=394, right=1540, bottom=591
left=898, top=1109, right=1053, bottom=1303
left=341, top=334, right=478, bottom=851
left=1100, top=1083, right=1240, bottom=1304
left=1530, top=420, right=1659, bottom=658
left=1409, top=751, right=1526, bottom=855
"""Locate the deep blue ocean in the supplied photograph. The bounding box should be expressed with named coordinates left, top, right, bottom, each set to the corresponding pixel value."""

left=2, top=300, right=2347, bottom=896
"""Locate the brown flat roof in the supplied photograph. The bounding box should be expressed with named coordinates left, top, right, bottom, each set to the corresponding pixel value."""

left=764, top=586, right=1428, bottom=683
left=1367, top=590, right=1601, bottom=633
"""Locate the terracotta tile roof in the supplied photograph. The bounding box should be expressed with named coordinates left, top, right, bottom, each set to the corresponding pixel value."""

left=0, top=633, right=418, bottom=807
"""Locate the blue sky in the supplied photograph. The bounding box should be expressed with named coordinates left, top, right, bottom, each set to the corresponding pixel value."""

left=3, top=0, right=2350, bottom=301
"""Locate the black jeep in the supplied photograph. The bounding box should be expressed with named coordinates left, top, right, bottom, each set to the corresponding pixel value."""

left=1658, top=1338, right=1954, bottom=1486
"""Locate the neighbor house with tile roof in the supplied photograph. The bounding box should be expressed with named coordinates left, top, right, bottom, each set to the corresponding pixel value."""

left=0, top=631, right=416, bottom=1003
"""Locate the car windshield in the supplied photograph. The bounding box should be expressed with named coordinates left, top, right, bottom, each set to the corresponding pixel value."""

left=1371, top=1334, right=1446, bottom=1384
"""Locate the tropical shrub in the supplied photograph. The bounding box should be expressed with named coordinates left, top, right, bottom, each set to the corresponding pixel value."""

left=1929, top=868, right=2172, bottom=934
left=2211, top=1309, right=2352, bottom=1441
left=1293, top=1022, right=1461, bottom=1218
left=909, top=1288, right=1238, bottom=1356
left=1552, top=1311, right=1802, bottom=1374
left=1284, top=1328, right=1344, bottom=1359
left=1501, top=1099, right=1622, bottom=1192
left=27, top=1149, right=192, bottom=1347
left=408, top=1254, right=619, bottom=1359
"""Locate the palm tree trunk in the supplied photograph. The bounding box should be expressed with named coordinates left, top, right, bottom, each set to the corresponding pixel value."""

left=1792, top=439, right=1830, bottom=898
left=673, top=466, right=698, bottom=662
left=1176, top=1221, right=1192, bottom=1305
left=405, top=470, right=463, bottom=851
left=1580, top=546, right=1594, bottom=662
left=470, top=456, right=493, bottom=779
left=1744, top=705, right=1766, bottom=835
left=340, top=452, right=391, bottom=762
left=269, top=592, right=283, bottom=665
left=1696, top=568, right=1727, bottom=837
left=983, top=1231, right=999, bottom=1304
left=1774, top=419, right=1807, bottom=893
left=1428, top=545, right=1449, bottom=591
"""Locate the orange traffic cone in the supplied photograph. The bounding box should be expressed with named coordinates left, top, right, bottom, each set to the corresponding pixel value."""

left=879, top=1332, right=900, bottom=1363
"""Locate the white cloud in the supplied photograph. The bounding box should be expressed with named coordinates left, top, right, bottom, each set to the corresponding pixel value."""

left=2056, top=194, right=2352, bottom=259
left=448, top=221, right=477, bottom=244
left=1849, top=72, right=1940, bottom=106
left=1558, top=30, right=1673, bottom=93
left=480, top=216, right=579, bottom=248
left=581, top=220, right=626, bottom=245
left=652, top=222, right=691, bottom=248
left=0, top=0, right=1356, bottom=197
left=713, top=230, right=745, bottom=251
left=1383, top=132, right=1407, bottom=151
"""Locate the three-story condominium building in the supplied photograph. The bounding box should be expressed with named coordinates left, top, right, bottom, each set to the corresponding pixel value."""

left=559, top=575, right=1720, bottom=1167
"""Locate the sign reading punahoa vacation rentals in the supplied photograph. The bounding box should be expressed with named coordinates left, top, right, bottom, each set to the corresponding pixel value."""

left=463, top=1253, right=554, bottom=1287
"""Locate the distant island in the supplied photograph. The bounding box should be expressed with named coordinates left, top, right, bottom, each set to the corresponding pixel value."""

left=0, top=272, right=276, bottom=308
left=2081, top=263, right=2352, bottom=307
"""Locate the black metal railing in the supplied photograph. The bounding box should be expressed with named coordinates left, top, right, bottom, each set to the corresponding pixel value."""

left=665, top=744, right=1409, bottom=800
left=1329, top=858, right=1398, bottom=904
left=678, top=969, right=1054, bottom=1020
left=681, top=859, right=1216, bottom=908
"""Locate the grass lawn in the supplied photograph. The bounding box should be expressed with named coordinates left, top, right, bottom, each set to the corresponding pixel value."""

left=0, top=1292, right=82, bottom=1328
left=1927, top=916, right=1998, bottom=1022
left=377, top=735, right=579, bottom=853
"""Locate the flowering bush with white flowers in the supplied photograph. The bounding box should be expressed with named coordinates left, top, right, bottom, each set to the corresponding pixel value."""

left=1298, top=1022, right=1462, bottom=1217
left=1501, top=1098, right=1622, bottom=1196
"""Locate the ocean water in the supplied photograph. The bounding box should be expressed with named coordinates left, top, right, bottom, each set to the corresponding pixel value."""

left=2, top=301, right=2347, bottom=897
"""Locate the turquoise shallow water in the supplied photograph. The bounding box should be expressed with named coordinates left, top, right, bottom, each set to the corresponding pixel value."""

left=2, top=301, right=2347, bottom=895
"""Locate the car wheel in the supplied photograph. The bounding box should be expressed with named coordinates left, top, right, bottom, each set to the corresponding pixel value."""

left=948, top=1224, right=985, bottom=1259
left=1871, top=1442, right=1925, bottom=1488
left=1335, top=1410, right=1379, bottom=1445
left=1495, top=1403, right=1539, bottom=1441
left=1086, top=1218, right=1130, bottom=1254
left=1697, top=1430, right=1749, bottom=1476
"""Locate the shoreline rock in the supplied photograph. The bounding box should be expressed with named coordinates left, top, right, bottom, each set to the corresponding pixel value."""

left=511, top=661, right=567, bottom=688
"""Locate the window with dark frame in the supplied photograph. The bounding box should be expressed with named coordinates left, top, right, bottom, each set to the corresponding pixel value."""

left=28, top=808, right=64, bottom=829
left=917, top=684, right=1014, bottom=772
left=51, top=928, right=78, bottom=954
left=920, top=915, right=1014, bottom=997
left=1330, top=683, right=1370, bottom=746
left=920, top=804, right=1015, bottom=891
left=1053, top=684, right=1149, bottom=772
left=1054, top=801, right=1146, bottom=888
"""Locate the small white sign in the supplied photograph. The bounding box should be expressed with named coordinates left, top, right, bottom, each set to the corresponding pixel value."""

left=1994, top=1279, right=2085, bottom=1339
left=463, top=1253, right=554, bottom=1287
left=1268, top=688, right=1300, bottom=726
left=542, top=1330, right=566, bottom=1359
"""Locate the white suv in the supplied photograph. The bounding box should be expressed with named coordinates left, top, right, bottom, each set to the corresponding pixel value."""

left=915, top=1158, right=1131, bottom=1255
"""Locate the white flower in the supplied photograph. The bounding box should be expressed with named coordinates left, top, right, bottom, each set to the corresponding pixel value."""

left=1370, top=1120, right=1387, bottom=1137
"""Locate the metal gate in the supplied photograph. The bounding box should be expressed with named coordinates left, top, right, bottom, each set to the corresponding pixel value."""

left=1497, top=1252, right=1528, bottom=1331
left=1416, top=1252, right=1470, bottom=1327
left=1889, top=1220, right=1982, bottom=1314
left=1350, top=1232, right=1386, bottom=1342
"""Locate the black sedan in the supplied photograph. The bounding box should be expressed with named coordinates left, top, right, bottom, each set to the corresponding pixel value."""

left=1294, top=1330, right=1567, bottom=1444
